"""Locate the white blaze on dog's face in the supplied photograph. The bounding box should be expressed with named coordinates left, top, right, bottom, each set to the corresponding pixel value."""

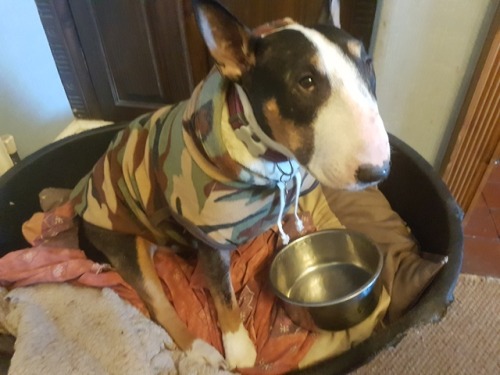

left=301, top=25, right=390, bottom=190
left=241, top=24, right=391, bottom=190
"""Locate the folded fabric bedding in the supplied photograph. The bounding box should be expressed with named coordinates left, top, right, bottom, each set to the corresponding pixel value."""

left=0, top=185, right=446, bottom=374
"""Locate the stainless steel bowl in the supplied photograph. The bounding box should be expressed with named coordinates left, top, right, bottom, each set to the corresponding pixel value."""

left=269, top=229, right=383, bottom=331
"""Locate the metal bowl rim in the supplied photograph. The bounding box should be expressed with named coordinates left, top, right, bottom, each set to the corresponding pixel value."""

left=269, top=229, right=383, bottom=307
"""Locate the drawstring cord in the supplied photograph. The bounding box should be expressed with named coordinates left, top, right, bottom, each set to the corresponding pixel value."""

left=276, top=170, right=304, bottom=246
left=227, top=84, right=304, bottom=245
left=293, top=172, right=304, bottom=233
left=276, top=181, right=290, bottom=245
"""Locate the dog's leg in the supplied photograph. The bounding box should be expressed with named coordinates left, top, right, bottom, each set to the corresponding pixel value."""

left=198, top=245, right=257, bottom=369
left=82, top=222, right=225, bottom=368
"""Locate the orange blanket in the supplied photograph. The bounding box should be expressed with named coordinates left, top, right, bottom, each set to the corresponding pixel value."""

left=0, top=200, right=317, bottom=374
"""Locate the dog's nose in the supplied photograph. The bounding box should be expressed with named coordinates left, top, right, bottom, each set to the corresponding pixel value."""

left=356, top=161, right=390, bottom=184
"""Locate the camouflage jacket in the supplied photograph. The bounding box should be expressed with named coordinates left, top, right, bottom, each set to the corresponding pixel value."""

left=71, top=70, right=317, bottom=250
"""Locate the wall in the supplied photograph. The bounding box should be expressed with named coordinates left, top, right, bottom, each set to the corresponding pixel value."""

left=371, top=0, right=497, bottom=168
left=0, top=1, right=73, bottom=158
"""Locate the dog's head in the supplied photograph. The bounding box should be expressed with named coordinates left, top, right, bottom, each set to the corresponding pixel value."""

left=193, top=0, right=390, bottom=190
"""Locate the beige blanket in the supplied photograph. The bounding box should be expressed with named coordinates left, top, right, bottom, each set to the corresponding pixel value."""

left=0, top=284, right=233, bottom=375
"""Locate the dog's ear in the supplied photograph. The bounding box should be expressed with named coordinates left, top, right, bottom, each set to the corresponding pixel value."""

left=330, top=0, right=341, bottom=28
left=319, top=0, right=341, bottom=28
left=193, top=0, right=255, bottom=80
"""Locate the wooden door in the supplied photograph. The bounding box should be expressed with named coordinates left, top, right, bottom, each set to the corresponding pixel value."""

left=36, top=0, right=378, bottom=121
left=67, top=0, right=201, bottom=120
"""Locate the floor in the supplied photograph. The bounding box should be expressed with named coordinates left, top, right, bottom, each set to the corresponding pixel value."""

left=461, top=161, right=500, bottom=277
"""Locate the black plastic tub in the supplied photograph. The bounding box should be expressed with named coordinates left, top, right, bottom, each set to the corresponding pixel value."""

left=0, top=125, right=463, bottom=374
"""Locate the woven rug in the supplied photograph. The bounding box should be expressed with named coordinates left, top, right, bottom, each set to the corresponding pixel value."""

left=353, top=273, right=500, bottom=375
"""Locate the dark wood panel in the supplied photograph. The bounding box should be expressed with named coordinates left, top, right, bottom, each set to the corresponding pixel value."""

left=68, top=0, right=194, bottom=120
left=219, top=0, right=324, bottom=27
left=144, top=0, right=197, bottom=99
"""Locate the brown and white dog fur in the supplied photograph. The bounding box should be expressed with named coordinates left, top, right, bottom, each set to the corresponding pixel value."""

left=81, top=0, right=391, bottom=370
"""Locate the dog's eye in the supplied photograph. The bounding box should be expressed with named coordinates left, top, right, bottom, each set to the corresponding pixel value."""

left=298, top=75, right=315, bottom=91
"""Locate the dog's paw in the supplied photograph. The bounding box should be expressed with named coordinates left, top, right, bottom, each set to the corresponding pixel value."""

left=186, top=339, right=227, bottom=369
left=223, top=323, right=257, bottom=369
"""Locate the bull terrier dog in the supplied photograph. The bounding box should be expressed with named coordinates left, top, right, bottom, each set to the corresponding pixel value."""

left=72, top=0, right=390, bottom=370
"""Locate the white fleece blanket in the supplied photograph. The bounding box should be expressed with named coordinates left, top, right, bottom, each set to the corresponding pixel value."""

left=0, top=284, right=232, bottom=375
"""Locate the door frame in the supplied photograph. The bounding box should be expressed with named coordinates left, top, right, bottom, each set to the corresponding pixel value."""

left=441, top=4, right=500, bottom=219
